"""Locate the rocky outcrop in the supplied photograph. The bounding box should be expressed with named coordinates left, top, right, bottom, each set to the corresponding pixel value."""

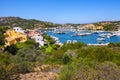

left=18, top=72, right=58, bottom=80
left=12, top=65, right=62, bottom=80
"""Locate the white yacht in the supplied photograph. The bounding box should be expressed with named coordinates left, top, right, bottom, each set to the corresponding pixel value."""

left=99, top=33, right=114, bottom=38
left=97, top=38, right=105, bottom=41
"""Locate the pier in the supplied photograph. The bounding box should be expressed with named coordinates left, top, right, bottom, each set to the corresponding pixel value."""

left=87, top=43, right=109, bottom=46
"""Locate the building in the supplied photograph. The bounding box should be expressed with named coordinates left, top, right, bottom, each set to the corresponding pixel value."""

left=13, top=27, right=24, bottom=33
left=4, top=29, right=27, bottom=46
left=28, top=30, right=42, bottom=39
left=28, top=30, right=45, bottom=47
left=34, top=34, right=44, bottom=47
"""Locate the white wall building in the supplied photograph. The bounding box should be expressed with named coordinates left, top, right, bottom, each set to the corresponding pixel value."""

left=34, top=34, right=44, bottom=47
left=13, top=27, right=24, bottom=33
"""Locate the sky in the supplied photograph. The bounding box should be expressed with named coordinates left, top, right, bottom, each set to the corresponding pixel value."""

left=0, top=0, right=120, bottom=24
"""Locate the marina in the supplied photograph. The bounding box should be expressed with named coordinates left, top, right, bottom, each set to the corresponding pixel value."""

left=46, top=28, right=120, bottom=45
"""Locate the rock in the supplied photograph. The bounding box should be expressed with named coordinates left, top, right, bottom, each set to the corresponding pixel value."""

left=18, top=72, right=58, bottom=80
left=12, top=64, right=61, bottom=80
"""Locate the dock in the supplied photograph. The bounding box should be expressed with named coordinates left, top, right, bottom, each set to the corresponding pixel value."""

left=87, top=43, right=109, bottom=46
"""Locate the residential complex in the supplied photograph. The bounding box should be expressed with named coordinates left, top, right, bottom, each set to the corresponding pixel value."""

left=4, top=27, right=27, bottom=46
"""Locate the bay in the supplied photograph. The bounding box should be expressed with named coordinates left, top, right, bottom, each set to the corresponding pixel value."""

left=46, top=31, right=120, bottom=44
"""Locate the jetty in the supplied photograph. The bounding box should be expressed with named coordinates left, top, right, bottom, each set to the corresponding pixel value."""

left=87, top=43, right=109, bottom=46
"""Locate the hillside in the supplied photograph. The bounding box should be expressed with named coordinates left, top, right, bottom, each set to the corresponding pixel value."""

left=66, top=21, right=120, bottom=31
left=1, top=16, right=120, bottom=31
left=0, top=17, right=60, bottom=29
left=94, top=21, right=120, bottom=31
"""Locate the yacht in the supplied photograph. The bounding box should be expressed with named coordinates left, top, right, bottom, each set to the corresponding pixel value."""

left=99, top=33, right=114, bottom=38
left=97, top=38, right=105, bottom=41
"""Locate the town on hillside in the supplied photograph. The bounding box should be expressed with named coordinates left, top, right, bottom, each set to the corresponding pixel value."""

left=1, top=17, right=120, bottom=48
left=4, top=27, right=45, bottom=48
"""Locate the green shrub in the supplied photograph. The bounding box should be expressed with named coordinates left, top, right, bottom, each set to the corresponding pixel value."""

left=62, top=54, right=72, bottom=64
left=59, top=61, right=120, bottom=80
left=0, top=65, right=11, bottom=80
left=59, top=65, right=75, bottom=80
left=16, top=62, right=34, bottom=73
left=16, top=45, right=43, bottom=62
left=0, top=52, right=11, bottom=65
left=76, top=46, right=120, bottom=62
left=4, top=44, right=18, bottom=55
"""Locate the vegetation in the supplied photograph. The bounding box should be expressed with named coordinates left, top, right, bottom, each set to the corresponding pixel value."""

left=1, top=26, right=120, bottom=79
left=59, top=45, right=120, bottom=80
left=1, top=40, right=120, bottom=80
left=0, top=17, right=60, bottom=29
left=60, top=61, right=120, bottom=80
left=93, top=21, right=120, bottom=31
left=0, top=26, right=8, bottom=46
left=103, top=24, right=118, bottom=31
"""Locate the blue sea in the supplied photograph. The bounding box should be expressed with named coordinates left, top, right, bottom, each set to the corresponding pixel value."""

left=46, top=31, right=120, bottom=44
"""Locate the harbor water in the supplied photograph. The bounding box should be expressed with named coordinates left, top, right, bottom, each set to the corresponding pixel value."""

left=46, top=31, right=120, bottom=44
